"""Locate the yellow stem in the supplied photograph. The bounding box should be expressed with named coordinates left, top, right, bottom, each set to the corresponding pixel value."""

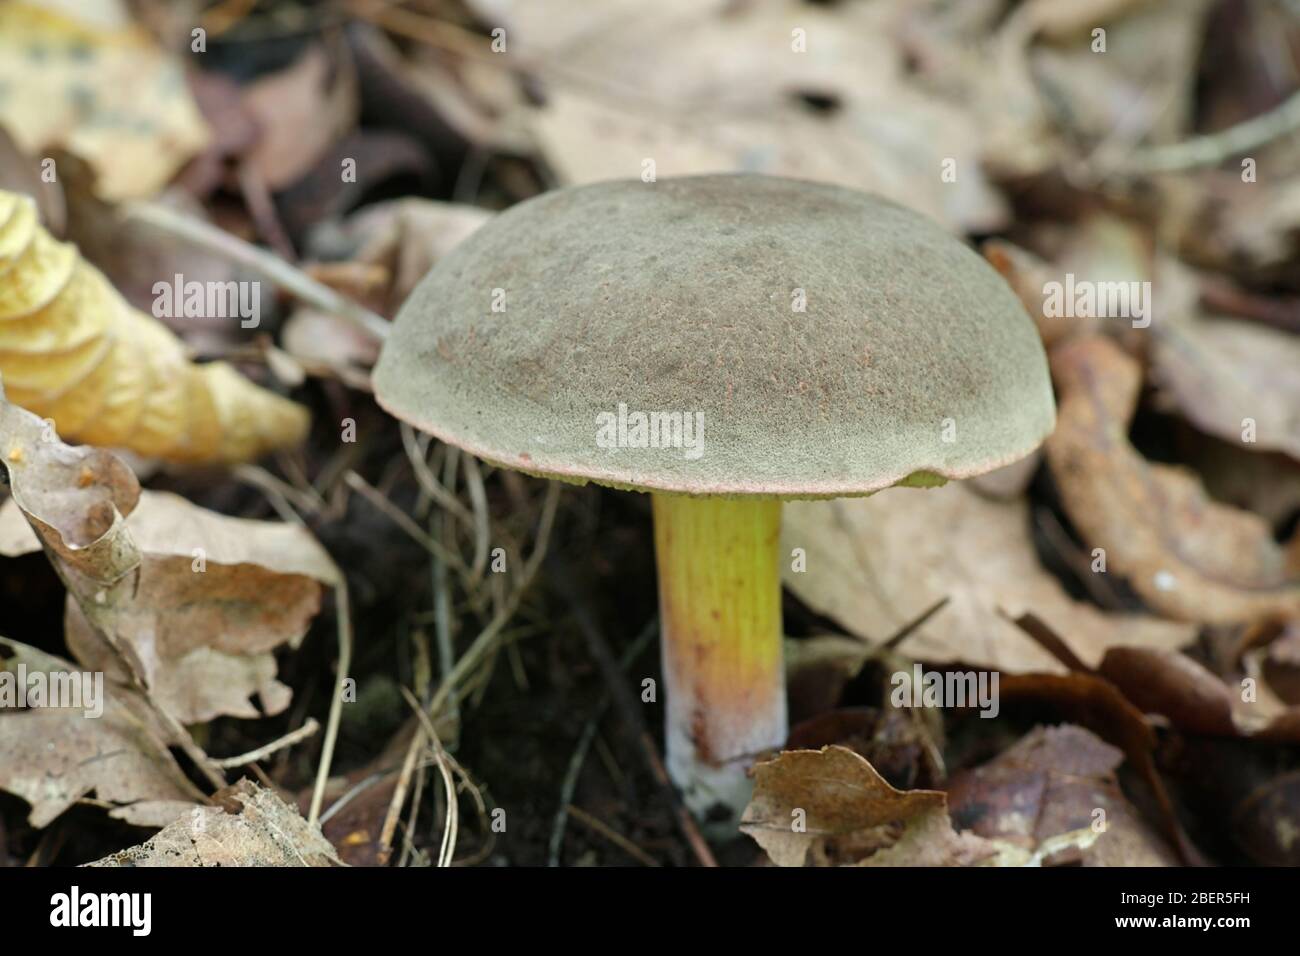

left=651, top=493, right=786, bottom=823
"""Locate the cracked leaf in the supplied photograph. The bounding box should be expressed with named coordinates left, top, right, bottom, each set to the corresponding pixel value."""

left=0, top=638, right=202, bottom=828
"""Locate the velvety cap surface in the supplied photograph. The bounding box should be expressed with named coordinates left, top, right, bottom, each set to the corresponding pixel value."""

left=373, top=174, right=1055, bottom=496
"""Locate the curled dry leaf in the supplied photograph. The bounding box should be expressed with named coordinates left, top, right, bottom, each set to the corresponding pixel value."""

left=0, top=190, right=309, bottom=464
left=0, top=390, right=339, bottom=723
left=740, top=745, right=1092, bottom=867
left=782, top=483, right=1194, bottom=674
left=89, top=779, right=340, bottom=867
left=0, top=638, right=203, bottom=828
left=1100, top=646, right=1300, bottom=742
left=0, top=2, right=210, bottom=201
left=947, top=724, right=1178, bottom=866
left=1046, top=336, right=1300, bottom=624
left=1151, top=313, right=1300, bottom=460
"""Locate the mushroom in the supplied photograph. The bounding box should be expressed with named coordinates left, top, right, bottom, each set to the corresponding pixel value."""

left=373, top=174, right=1055, bottom=828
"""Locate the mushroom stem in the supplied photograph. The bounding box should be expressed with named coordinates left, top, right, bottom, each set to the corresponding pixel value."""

left=651, top=493, right=786, bottom=826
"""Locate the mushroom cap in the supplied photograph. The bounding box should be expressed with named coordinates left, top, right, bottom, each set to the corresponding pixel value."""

left=373, top=174, right=1055, bottom=497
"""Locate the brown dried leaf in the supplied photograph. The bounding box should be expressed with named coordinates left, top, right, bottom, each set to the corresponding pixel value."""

left=1046, top=336, right=1300, bottom=624
left=484, top=0, right=1006, bottom=232
left=783, top=484, right=1194, bottom=674
left=1184, top=438, right=1300, bottom=529
left=0, top=391, right=339, bottom=723
left=242, top=43, right=358, bottom=192
left=1100, top=646, right=1300, bottom=742
left=948, top=725, right=1178, bottom=866
left=0, top=638, right=202, bottom=828
left=1151, top=314, right=1300, bottom=459
left=740, top=746, right=1003, bottom=867
left=89, top=779, right=340, bottom=867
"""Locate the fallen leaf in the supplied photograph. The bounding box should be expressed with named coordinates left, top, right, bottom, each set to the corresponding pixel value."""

left=479, top=0, right=1006, bottom=232
left=61, top=490, right=339, bottom=723
left=740, top=744, right=1091, bottom=866
left=740, top=746, right=1001, bottom=867
left=0, top=637, right=202, bottom=828
left=782, top=483, right=1194, bottom=674
left=998, top=665, right=1200, bottom=862
left=241, top=42, right=358, bottom=192
left=1100, top=646, right=1300, bottom=742
left=1028, top=0, right=1213, bottom=154
left=1183, top=437, right=1300, bottom=529
left=947, top=724, right=1178, bottom=866
left=1167, top=173, right=1300, bottom=288
left=0, top=2, right=210, bottom=200
left=0, top=189, right=309, bottom=463
left=288, top=197, right=491, bottom=372
left=785, top=706, right=943, bottom=793
left=0, top=390, right=339, bottom=723
left=1045, top=335, right=1300, bottom=623
left=1151, top=313, right=1300, bottom=459
left=88, top=779, right=340, bottom=866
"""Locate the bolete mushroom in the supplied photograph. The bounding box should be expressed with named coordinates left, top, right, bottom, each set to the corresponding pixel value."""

left=373, top=174, right=1055, bottom=827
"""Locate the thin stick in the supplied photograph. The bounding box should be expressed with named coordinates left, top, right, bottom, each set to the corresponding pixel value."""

left=309, top=578, right=354, bottom=825
left=461, top=454, right=491, bottom=585
left=121, top=200, right=391, bottom=343
left=1117, top=88, right=1300, bottom=174
left=401, top=687, right=459, bottom=868
left=234, top=463, right=326, bottom=517
left=214, top=718, right=320, bottom=768
left=882, top=596, right=951, bottom=650
left=401, top=423, right=473, bottom=526
left=548, top=619, right=656, bottom=866
left=432, top=452, right=459, bottom=727
left=344, top=470, right=466, bottom=571
left=423, top=483, right=561, bottom=721
left=380, top=483, right=562, bottom=854
left=564, top=804, right=660, bottom=867
left=552, top=559, right=718, bottom=867
left=379, top=730, right=423, bottom=858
